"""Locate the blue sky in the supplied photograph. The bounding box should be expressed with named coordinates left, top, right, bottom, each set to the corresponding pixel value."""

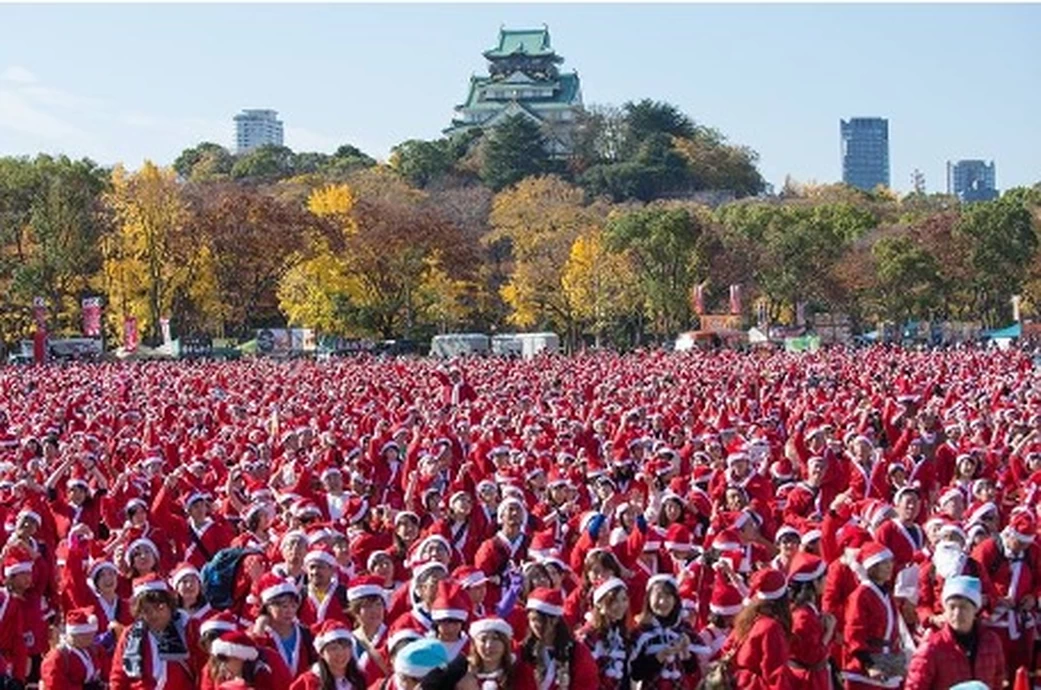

left=0, top=3, right=1037, bottom=193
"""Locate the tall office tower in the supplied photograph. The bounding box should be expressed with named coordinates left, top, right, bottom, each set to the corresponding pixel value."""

left=946, top=159, right=998, bottom=202
left=840, top=117, right=890, bottom=191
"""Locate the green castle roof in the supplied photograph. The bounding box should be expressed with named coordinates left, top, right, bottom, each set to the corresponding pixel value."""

left=483, top=27, right=557, bottom=59
left=456, top=72, right=581, bottom=111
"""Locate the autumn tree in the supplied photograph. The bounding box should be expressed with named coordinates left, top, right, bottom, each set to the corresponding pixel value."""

left=561, top=228, right=640, bottom=346
left=280, top=171, right=472, bottom=339
left=103, top=161, right=200, bottom=344
left=186, top=184, right=323, bottom=336
left=487, top=175, right=591, bottom=346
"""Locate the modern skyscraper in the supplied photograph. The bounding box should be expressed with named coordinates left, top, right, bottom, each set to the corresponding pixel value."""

left=234, top=109, right=284, bottom=154
left=947, top=160, right=998, bottom=202
left=840, top=117, right=890, bottom=191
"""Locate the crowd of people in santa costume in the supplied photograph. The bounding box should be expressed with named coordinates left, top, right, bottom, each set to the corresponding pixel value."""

left=1, top=345, right=1041, bottom=690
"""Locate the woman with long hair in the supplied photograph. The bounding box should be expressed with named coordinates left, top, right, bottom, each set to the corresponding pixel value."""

left=171, top=563, right=211, bottom=620
left=287, top=621, right=367, bottom=690
left=724, top=568, right=793, bottom=690
left=563, top=548, right=625, bottom=627
left=575, top=578, right=631, bottom=689
left=517, top=588, right=597, bottom=690
left=786, top=553, right=835, bottom=690
left=630, top=575, right=702, bottom=689
left=467, top=617, right=536, bottom=690
left=203, top=630, right=290, bottom=690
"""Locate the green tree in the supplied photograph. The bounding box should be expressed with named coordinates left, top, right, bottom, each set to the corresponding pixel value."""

left=230, top=145, right=296, bottom=182
left=390, top=139, right=453, bottom=188
left=956, top=195, right=1038, bottom=324
left=872, top=234, right=942, bottom=321
left=480, top=115, right=549, bottom=191
left=622, top=99, right=696, bottom=149
left=605, top=205, right=702, bottom=337
left=173, top=142, right=233, bottom=181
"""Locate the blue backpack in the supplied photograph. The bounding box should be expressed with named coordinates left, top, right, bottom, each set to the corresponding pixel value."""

left=200, top=547, right=259, bottom=610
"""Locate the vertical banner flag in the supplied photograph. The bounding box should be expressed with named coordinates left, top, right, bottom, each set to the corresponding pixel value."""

left=728, top=285, right=742, bottom=315
left=692, top=282, right=705, bottom=315
left=796, top=302, right=807, bottom=327
left=82, top=297, right=102, bottom=336
left=756, top=300, right=767, bottom=328
left=32, top=296, right=47, bottom=365
left=1012, top=295, right=1022, bottom=322
left=124, top=316, right=139, bottom=353
left=160, top=318, right=172, bottom=346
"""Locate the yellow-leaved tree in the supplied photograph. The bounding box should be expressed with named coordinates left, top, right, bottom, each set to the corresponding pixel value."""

left=279, top=172, right=472, bottom=338
left=486, top=175, right=592, bottom=348
left=561, top=228, right=641, bottom=346
left=102, top=162, right=213, bottom=344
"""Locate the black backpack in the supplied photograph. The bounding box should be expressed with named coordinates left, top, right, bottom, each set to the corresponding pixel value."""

left=200, top=547, right=260, bottom=610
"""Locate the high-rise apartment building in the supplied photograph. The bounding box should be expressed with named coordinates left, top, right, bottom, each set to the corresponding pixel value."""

left=234, top=109, right=284, bottom=154
left=840, top=117, right=890, bottom=191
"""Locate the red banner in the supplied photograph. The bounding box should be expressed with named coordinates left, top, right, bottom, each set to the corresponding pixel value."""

left=32, top=296, right=47, bottom=329
left=729, top=285, right=742, bottom=315
left=692, top=283, right=706, bottom=315
left=82, top=297, right=102, bottom=337
left=124, top=316, right=139, bottom=352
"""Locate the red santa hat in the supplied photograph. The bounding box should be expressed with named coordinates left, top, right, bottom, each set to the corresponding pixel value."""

left=346, top=574, right=386, bottom=603
left=858, top=541, right=894, bottom=571
left=65, top=607, right=99, bottom=636
left=431, top=581, right=471, bottom=622
left=132, top=573, right=170, bottom=598
left=1006, top=511, right=1036, bottom=544
left=303, top=544, right=338, bottom=569
left=170, top=563, right=201, bottom=590
left=257, top=573, right=299, bottom=605
left=210, top=631, right=259, bottom=661
left=711, top=529, right=742, bottom=553
left=749, top=568, right=787, bottom=601
left=526, top=587, right=565, bottom=617
left=313, top=620, right=355, bottom=652
left=200, top=611, right=241, bottom=637
left=774, top=525, right=800, bottom=544
left=646, top=573, right=679, bottom=593
left=592, top=577, right=627, bottom=606
left=664, top=523, right=692, bottom=553
left=451, top=565, right=489, bottom=590
left=787, top=552, right=826, bottom=583
left=3, top=546, right=33, bottom=579
left=469, top=616, right=513, bottom=639
left=709, top=580, right=744, bottom=617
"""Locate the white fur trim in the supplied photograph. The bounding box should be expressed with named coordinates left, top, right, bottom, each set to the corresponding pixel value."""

left=210, top=639, right=258, bottom=661
left=646, top=574, right=678, bottom=592
left=261, top=582, right=300, bottom=604
left=431, top=608, right=469, bottom=622
left=525, top=598, right=564, bottom=617
left=132, top=580, right=169, bottom=598
left=315, top=628, right=354, bottom=651
left=304, top=550, right=338, bottom=568
left=790, top=560, right=827, bottom=583
left=346, top=584, right=385, bottom=602
left=66, top=618, right=98, bottom=635
left=592, top=577, right=626, bottom=605
left=861, top=547, right=894, bottom=571
left=200, top=619, right=237, bottom=636
left=469, top=618, right=512, bottom=639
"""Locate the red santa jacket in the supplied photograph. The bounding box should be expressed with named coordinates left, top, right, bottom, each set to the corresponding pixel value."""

left=788, top=604, right=830, bottom=690
left=0, top=591, right=28, bottom=682
left=904, top=622, right=1005, bottom=690
left=109, top=615, right=203, bottom=690
left=252, top=623, right=317, bottom=681
left=842, top=580, right=903, bottom=688
left=40, top=643, right=104, bottom=690
left=726, top=616, right=793, bottom=690
left=297, top=580, right=352, bottom=627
